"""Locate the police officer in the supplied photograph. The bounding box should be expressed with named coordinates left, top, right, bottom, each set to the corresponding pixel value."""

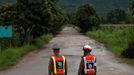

left=78, top=45, right=97, bottom=75
left=48, top=47, right=67, bottom=75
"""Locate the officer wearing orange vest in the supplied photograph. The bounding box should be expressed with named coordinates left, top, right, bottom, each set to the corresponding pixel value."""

left=78, top=45, right=97, bottom=75
left=48, top=47, right=67, bottom=75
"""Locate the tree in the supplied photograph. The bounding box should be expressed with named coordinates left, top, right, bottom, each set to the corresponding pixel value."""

left=15, top=0, right=47, bottom=45
left=66, top=12, right=76, bottom=25
left=0, top=3, right=16, bottom=25
left=0, top=0, right=65, bottom=47
left=106, top=9, right=127, bottom=24
left=75, top=4, right=100, bottom=32
left=130, top=1, right=134, bottom=22
left=14, top=0, right=65, bottom=45
left=47, top=0, right=65, bottom=34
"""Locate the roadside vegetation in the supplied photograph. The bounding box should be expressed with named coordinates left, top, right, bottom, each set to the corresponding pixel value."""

left=86, top=26, right=134, bottom=56
left=0, top=0, right=134, bottom=70
left=89, top=1, right=134, bottom=58
left=66, top=1, right=134, bottom=58
left=0, top=0, right=65, bottom=69
left=0, top=0, right=65, bottom=49
left=0, top=34, right=53, bottom=70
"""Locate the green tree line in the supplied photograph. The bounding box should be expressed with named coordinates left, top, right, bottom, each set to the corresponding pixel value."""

left=66, top=1, right=134, bottom=29
left=0, top=0, right=65, bottom=47
left=1, top=0, right=134, bottom=48
left=65, top=1, right=134, bottom=58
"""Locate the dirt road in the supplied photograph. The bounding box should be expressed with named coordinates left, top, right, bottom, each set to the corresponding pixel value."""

left=0, top=27, right=134, bottom=75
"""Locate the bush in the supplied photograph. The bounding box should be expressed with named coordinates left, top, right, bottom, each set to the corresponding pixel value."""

left=87, top=26, right=134, bottom=56
left=75, top=4, right=100, bottom=33
left=0, top=45, right=35, bottom=69
left=0, top=34, right=53, bottom=70
left=106, top=9, right=127, bottom=24
left=32, top=34, right=53, bottom=48
left=122, top=41, right=134, bottom=58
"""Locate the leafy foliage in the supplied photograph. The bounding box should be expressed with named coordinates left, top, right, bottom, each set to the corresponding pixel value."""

left=0, top=0, right=132, bottom=16
left=106, top=9, right=127, bottom=24
left=0, top=0, right=65, bottom=47
left=65, top=12, right=76, bottom=25
left=0, top=34, right=53, bottom=70
left=0, top=3, right=16, bottom=25
left=122, top=41, right=134, bottom=58
left=75, top=4, right=100, bottom=32
left=59, top=0, right=132, bottom=16
left=130, top=1, right=134, bottom=22
left=87, top=26, right=134, bottom=56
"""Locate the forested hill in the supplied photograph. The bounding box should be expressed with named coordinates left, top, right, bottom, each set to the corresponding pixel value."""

left=0, top=0, right=133, bottom=15
left=59, top=0, right=132, bottom=15
left=0, top=0, right=15, bottom=3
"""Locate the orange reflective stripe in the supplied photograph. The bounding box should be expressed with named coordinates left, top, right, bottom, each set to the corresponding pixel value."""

left=87, top=70, right=95, bottom=74
left=56, top=70, right=64, bottom=74
left=86, top=56, right=95, bottom=61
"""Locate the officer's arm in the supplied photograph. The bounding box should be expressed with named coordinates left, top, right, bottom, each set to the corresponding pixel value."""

left=48, top=58, right=52, bottom=75
left=94, top=57, right=97, bottom=75
left=65, top=58, right=67, bottom=75
left=78, top=59, right=83, bottom=75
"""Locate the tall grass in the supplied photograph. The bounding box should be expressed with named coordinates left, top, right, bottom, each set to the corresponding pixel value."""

left=0, top=34, right=53, bottom=70
left=86, top=26, right=134, bottom=56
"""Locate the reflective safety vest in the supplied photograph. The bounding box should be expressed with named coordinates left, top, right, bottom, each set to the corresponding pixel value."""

left=51, top=56, right=66, bottom=75
left=83, top=55, right=96, bottom=74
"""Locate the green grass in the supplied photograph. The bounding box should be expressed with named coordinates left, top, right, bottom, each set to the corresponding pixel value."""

left=0, top=34, right=53, bottom=70
left=86, top=26, right=134, bottom=56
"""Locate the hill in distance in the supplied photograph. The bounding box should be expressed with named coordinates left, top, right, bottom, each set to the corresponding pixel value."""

left=0, top=0, right=15, bottom=3
left=0, top=0, right=133, bottom=16
left=59, top=0, right=133, bottom=16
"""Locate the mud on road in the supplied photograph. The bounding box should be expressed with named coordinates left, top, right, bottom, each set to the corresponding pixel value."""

left=0, top=27, right=134, bottom=75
